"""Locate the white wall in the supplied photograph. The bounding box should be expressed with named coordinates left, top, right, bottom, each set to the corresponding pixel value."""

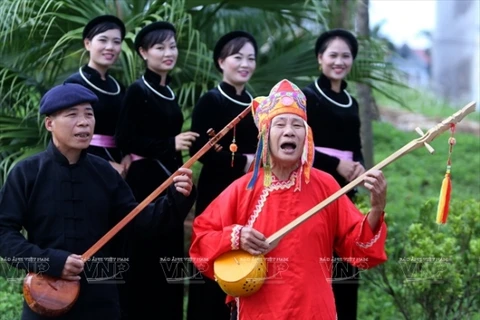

left=432, top=0, right=480, bottom=110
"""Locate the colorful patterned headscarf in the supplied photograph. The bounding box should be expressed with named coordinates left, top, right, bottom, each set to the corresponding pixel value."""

left=247, top=79, right=314, bottom=191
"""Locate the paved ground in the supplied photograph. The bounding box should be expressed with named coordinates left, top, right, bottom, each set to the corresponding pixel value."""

left=379, top=107, right=479, bottom=136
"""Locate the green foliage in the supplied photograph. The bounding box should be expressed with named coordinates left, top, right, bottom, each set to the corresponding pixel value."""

left=0, top=115, right=47, bottom=183
left=371, top=121, right=480, bottom=221
left=0, top=289, right=22, bottom=320
left=359, top=199, right=480, bottom=320
left=0, top=0, right=213, bottom=182
left=354, top=120, right=479, bottom=319
left=0, top=261, right=23, bottom=319
left=0, top=0, right=406, bottom=183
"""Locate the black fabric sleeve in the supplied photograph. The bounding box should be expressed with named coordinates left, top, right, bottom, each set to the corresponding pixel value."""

left=0, top=166, right=70, bottom=278
left=313, top=150, right=341, bottom=173
left=111, top=174, right=196, bottom=236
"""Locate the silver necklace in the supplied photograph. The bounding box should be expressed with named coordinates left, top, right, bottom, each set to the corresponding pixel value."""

left=78, top=67, right=120, bottom=96
left=142, top=76, right=175, bottom=101
left=314, top=80, right=352, bottom=108
left=217, top=85, right=253, bottom=106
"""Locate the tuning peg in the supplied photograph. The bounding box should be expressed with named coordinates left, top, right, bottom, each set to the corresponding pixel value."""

left=207, top=128, right=223, bottom=152
left=415, top=127, right=435, bottom=154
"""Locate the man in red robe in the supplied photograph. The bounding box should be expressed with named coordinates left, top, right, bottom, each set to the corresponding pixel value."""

left=189, top=79, right=388, bottom=320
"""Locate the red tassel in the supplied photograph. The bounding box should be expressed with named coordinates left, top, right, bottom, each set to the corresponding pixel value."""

left=436, top=124, right=455, bottom=224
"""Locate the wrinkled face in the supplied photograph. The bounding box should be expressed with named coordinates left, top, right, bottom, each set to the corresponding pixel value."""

left=318, top=37, right=353, bottom=83
left=219, top=42, right=256, bottom=86
left=141, top=37, right=178, bottom=75
left=84, top=29, right=122, bottom=69
left=269, top=114, right=306, bottom=166
left=45, top=103, right=95, bottom=155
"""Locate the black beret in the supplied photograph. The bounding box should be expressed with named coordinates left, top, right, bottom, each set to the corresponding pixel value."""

left=134, top=21, right=176, bottom=55
left=83, top=15, right=126, bottom=40
left=213, top=31, right=258, bottom=72
left=314, top=28, right=358, bottom=59
left=39, top=83, right=98, bottom=116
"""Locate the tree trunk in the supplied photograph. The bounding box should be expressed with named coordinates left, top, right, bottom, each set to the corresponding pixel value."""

left=115, top=0, right=123, bottom=19
left=330, top=0, right=355, bottom=29
left=355, top=0, right=377, bottom=169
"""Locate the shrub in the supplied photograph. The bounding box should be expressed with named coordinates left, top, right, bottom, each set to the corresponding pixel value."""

left=359, top=199, right=480, bottom=319
left=0, top=266, right=23, bottom=319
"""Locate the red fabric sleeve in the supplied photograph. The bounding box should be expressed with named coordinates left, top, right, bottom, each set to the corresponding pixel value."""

left=189, top=182, right=244, bottom=279
left=333, top=194, right=388, bottom=269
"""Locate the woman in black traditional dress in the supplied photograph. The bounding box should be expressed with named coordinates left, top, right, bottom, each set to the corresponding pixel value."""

left=115, top=21, right=198, bottom=320
left=64, top=15, right=131, bottom=178
left=302, top=28, right=366, bottom=320
left=186, top=31, right=259, bottom=320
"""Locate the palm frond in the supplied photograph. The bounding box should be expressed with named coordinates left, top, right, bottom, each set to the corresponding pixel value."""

left=0, top=112, right=47, bottom=184
left=0, top=0, right=409, bottom=186
left=348, top=37, right=410, bottom=106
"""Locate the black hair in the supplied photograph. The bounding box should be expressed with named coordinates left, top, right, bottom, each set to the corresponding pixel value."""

left=218, top=37, right=255, bottom=61
left=139, top=29, right=176, bottom=50
left=317, top=36, right=354, bottom=56
left=85, top=22, right=123, bottom=40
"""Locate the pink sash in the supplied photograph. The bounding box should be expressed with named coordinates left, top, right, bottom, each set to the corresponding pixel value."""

left=90, top=134, right=116, bottom=148
left=315, top=146, right=353, bottom=161
left=129, top=154, right=171, bottom=175
left=130, top=154, right=144, bottom=162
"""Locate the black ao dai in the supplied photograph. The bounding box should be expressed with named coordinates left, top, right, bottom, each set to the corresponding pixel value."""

left=64, top=65, right=125, bottom=163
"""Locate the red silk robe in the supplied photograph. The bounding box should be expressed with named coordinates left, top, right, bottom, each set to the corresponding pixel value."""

left=190, top=168, right=387, bottom=320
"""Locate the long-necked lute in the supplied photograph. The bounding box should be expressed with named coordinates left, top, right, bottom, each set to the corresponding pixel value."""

left=23, top=104, right=253, bottom=317
left=213, top=101, right=476, bottom=298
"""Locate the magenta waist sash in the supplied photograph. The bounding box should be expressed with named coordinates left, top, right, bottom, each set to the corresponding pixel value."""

left=129, top=154, right=172, bottom=175
left=130, top=154, right=144, bottom=162
left=90, top=134, right=116, bottom=148
left=315, top=146, right=353, bottom=161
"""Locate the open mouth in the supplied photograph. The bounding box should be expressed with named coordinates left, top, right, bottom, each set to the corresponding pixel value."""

left=280, top=142, right=297, bottom=151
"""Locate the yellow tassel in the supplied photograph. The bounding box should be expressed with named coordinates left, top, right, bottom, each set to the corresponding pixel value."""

left=436, top=124, right=455, bottom=225
left=264, top=165, right=272, bottom=187
left=436, top=169, right=451, bottom=224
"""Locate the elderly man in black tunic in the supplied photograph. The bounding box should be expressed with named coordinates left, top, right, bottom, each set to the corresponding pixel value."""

left=0, top=83, right=196, bottom=320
